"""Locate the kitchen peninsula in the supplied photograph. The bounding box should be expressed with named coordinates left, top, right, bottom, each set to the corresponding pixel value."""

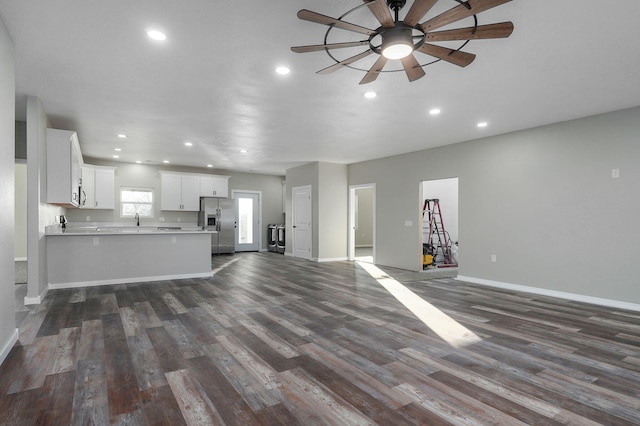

left=46, top=225, right=214, bottom=289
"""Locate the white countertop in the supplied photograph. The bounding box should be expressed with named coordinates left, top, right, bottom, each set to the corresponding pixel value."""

left=46, top=225, right=215, bottom=236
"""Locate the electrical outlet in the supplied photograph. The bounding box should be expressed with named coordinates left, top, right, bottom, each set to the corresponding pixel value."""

left=86, top=216, right=91, bottom=221
left=612, top=168, right=620, bottom=178
left=171, top=236, right=177, bottom=243
left=404, top=220, right=413, bottom=227
left=178, top=217, right=181, bottom=223
left=159, top=217, right=164, bottom=222
left=491, top=254, right=497, bottom=262
left=93, top=237, right=99, bottom=246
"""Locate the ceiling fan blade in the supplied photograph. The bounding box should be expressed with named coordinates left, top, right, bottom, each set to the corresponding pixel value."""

left=400, top=54, right=426, bottom=82
left=417, top=43, right=476, bottom=67
left=297, top=9, right=376, bottom=36
left=292, top=40, right=370, bottom=53
left=364, top=0, right=395, bottom=28
left=403, top=0, right=438, bottom=27
left=425, top=21, right=514, bottom=42
left=359, top=56, right=388, bottom=85
left=317, top=50, right=373, bottom=75
left=421, top=0, right=512, bottom=33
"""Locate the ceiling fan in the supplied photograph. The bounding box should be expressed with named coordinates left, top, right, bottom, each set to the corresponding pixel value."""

left=291, top=0, right=514, bottom=84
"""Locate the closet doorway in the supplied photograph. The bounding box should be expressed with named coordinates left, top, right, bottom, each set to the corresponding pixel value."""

left=348, top=184, right=375, bottom=263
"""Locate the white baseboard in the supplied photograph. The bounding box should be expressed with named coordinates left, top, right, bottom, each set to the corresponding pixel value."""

left=24, top=286, right=48, bottom=305
left=0, top=329, right=19, bottom=366
left=14, top=257, right=27, bottom=262
left=48, top=272, right=213, bottom=291
left=317, top=257, right=348, bottom=263
left=457, top=275, right=640, bottom=313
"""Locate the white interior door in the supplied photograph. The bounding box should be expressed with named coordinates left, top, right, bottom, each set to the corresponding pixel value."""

left=234, top=191, right=260, bottom=252
left=292, top=185, right=312, bottom=259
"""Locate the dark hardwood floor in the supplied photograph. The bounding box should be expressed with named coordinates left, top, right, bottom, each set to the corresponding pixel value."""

left=2, top=252, right=640, bottom=425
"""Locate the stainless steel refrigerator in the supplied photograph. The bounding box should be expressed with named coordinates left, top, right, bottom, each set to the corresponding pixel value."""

left=198, top=197, right=236, bottom=254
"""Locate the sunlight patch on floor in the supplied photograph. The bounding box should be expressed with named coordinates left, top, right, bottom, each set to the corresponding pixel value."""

left=212, top=256, right=241, bottom=274
left=357, top=261, right=481, bottom=348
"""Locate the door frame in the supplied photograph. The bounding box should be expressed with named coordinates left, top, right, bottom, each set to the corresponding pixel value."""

left=348, top=183, right=376, bottom=262
left=291, top=184, right=312, bottom=260
left=231, top=189, right=262, bottom=252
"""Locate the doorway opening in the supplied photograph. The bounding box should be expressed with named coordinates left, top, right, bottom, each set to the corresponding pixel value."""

left=421, top=178, right=459, bottom=270
left=349, top=184, right=375, bottom=263
left=233, top=190, right=261, bottom=252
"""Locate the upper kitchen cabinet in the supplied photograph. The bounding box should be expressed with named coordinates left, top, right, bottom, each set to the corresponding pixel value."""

left=200, top=175, right=230, bottom=198
left=160, top=172, right=201, bottom=211
left=46, top=129, right=83, bottom=207
left=81, top=165, right=116, bottom=209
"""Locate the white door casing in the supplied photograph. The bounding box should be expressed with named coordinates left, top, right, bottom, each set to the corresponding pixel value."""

left=292, top=185, right=312, bottom=259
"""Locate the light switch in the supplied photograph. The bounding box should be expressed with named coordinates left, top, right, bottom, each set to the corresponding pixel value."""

left=404, top=220, right=413, bottom=227
left=93, top=237, right=99, bottom=246
left=612, top=168, right=620, bottom=178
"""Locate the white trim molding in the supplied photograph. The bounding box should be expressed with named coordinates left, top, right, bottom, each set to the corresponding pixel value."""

left=48, top=272, right=213, bottom=291
left=24, top=287, right=48, bottom=305
left=457, top=276, right=640, bottom=313
left=317, top=257, right=349, bottom=263
left=0, top=329, right=19, bottom=365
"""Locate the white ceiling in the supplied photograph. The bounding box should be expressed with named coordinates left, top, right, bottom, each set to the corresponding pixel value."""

left=2, top=1, right=640, bottom=176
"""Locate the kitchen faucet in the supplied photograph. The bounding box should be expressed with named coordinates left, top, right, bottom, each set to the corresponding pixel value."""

left=135, top=212, right=140, bottom=227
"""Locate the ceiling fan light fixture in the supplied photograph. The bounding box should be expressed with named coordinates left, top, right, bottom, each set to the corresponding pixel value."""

left=381, top=27, right=413, bottom=60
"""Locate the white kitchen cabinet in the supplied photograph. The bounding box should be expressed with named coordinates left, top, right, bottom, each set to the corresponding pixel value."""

left=81, top=166, right=115, bottom=209
left=160, top=172, right=200, bottom=211
left=200, top=175, right=229, bottom=198
left=46, top=129, right=83, bottom=207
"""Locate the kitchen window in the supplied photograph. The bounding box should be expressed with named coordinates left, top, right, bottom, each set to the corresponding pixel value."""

left=120, top=187, right=154, bottom=218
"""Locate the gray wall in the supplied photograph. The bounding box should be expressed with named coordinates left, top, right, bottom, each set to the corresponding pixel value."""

left=318, top=162, right=348, bottom=260
left=284, top=162, right=348, bottom=261
left=14, top=161, right=27, bottom=259
left=26, top=97, right=64, bottom=301
left=349, top=106, right=640, bottom=305
left=64, top=159, right=285, bottom=251
left=285, top=162, right=319, bottom=258
left=0, top=13, right=16, bottom=363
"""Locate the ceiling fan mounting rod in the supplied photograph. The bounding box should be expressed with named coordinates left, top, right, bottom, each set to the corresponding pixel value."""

left=386, top=0, right=406, bottom=22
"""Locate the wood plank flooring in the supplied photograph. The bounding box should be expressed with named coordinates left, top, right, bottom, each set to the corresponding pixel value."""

left=2, top=252, right=640, bottom=425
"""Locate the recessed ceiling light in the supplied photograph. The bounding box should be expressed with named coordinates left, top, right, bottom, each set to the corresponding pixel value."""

left=477, top=121, right=489, bottom=128
left=207, top=164, right=213, bottom=168
left=184, top=142, right=193, bottom=147
left=117, top=134, right=127, bottom=139
left=163, top=160, right=170, bottom=164
left=135, top=160, right=142, bottom=164
left=113, top=155, right=119, bottom=159
left=147, top=30, right=166, bottom=41
left=429, top=108, right=441, bottom=115
left=240, top=149, right=248, bottom=154
left=114, top=148, right=122, bottom=152
left=275, top=66, right=290, bottom=75
left=364, top=91, right=377, bottom=99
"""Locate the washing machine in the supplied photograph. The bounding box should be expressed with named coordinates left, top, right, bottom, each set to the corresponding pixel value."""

left=267, top=224, right=278, bottom=253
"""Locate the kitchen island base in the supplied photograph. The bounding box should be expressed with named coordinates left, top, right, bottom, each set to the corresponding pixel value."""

left=47, top=231, right=213, bottom=289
